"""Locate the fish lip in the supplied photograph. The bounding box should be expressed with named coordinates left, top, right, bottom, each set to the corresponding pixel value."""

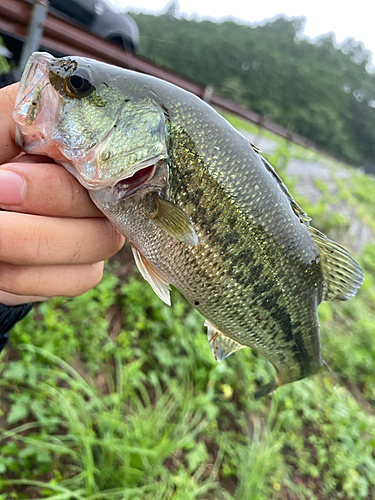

left=88, top=162, right=168, bottom=205
left=89, top=162, right=155, bottom=195
left=14, top=126, right=25, bottom=150
left=14, top=52, right=54, bottom=116
left=13, top=52, right=56, bottom=152
left=69, top=154, right=166, bottom=191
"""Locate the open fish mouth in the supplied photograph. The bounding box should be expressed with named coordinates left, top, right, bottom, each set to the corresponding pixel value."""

left=89, top=163, right=160, bottom=204
left=59, top=129, right=164, bottom=192
left=115, top=164, right=155, bottom=191
left=112, top=164, right=155, bottom=198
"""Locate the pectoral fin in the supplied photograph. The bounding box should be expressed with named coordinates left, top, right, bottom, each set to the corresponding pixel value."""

left=131, top=244, right=171, bottom=306
left=150, top=194, right=198, bottom=246
left=204, top=319, right=246, bottom=362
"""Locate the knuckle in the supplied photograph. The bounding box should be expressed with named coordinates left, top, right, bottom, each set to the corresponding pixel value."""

left=0, top=264, right=11, bottom=293
left=103, top=219, right=125, bottom=255
left=69, top=239, right=84, bottom=263
left=55, top=171, right=80, bottom=216
left=28, top=225, right=48, bottom=264
left=66, top=262, right=104, bottom=297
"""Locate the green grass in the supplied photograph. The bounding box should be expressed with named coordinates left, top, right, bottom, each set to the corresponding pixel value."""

left=1, top=115, right=375, bottom=499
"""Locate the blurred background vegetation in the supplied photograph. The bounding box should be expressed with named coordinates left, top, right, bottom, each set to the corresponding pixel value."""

left=132, top=13, right=375, bottom=172
left=1, top=119, right=375, bottom=499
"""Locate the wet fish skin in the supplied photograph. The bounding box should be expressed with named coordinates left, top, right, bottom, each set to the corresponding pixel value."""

left=91, top=122, right=324, bottom=391
left=13, top=53, right=363, bottom=397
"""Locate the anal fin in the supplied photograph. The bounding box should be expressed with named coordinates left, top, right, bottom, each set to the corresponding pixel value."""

left=204, top=319, right=246, bottom=362
left=131, top=244, right=171, bottom=306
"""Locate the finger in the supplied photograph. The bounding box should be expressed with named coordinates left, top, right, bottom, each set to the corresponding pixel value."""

left=0, top=290, right=46, bottom=306
left=0, top=261, right=104, bottom=297
left=0, top=161, right=103, bottom=218
left=0, top=212, right=125, bottom=265
left=11, top=154, right=56, bottom=164
left=0, top=83, right=21, bottom=164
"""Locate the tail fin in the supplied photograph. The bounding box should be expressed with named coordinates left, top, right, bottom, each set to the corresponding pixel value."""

left=254, top=380, right=276, bottom=398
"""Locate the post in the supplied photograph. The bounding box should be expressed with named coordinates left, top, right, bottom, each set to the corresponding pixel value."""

left=203, top=84, right=214, bottom=104
left=18, top=0, right=49, bottom=71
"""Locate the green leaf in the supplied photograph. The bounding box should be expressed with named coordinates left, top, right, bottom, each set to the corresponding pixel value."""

left=186, top=442, right=208, bottom=472
left=6, top=402, right=28, bottom=425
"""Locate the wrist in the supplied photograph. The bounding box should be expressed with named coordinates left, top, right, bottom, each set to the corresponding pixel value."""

left=0, top=290, right=45, bottom=306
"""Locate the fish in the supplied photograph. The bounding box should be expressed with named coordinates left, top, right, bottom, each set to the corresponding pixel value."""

left=13, top=52, right=363, bottom=397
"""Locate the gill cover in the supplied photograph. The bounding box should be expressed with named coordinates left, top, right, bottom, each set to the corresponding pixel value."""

left=46, top=55, right=169, bottom=189
left=15, top=52, right=169, bottom=190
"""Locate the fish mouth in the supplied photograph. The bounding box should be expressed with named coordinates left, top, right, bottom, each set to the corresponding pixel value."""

left=13, top=52, right=59, bottom=154
left=113, top=164, right=155, bottom=194
left=89, top=162, right=167, bottom=205
left=14, top=52, right=169, bottom=197
left=61, top=152, right=162, bottom=192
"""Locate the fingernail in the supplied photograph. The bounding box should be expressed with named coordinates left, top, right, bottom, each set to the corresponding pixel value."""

left=0, top=170, right=25, bottom=205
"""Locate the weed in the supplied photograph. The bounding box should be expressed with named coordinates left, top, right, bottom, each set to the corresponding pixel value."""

left=1, top=115, right=375, bottom=499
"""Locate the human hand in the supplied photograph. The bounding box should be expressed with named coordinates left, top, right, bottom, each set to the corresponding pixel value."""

left=0, top=83, right=125, bottom=306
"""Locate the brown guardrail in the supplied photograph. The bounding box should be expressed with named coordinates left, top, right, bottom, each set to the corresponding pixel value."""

left=0, top=0, right=320, bottom=151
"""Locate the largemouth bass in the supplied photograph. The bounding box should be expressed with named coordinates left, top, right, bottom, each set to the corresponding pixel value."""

left=13, top=52, right=363, bottom=397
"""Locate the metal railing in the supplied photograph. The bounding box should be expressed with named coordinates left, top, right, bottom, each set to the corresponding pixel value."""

left=0, top=0, right=320, bottom=151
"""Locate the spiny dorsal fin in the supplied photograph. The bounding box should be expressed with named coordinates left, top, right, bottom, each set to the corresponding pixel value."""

left=131, top=244, right=171, bottom=306
left=309, top=227, right=363, bottom=301
left=150, top=194, right=198, bottom=246
left=249, top=141, right=262, bottom=154
left=204, top=319, right=246, bottom=361
left=260, top=156, right=311, bottom=223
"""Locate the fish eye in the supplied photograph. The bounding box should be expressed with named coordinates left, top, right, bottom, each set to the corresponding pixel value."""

left=65, top=68, right=94, bottom=98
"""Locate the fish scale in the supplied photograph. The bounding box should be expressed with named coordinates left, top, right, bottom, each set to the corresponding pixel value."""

left=96, top=121, right=323, bottom=387
left=13, top=52, right=363, bottom=397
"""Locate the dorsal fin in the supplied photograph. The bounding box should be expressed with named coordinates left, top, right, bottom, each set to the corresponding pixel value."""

left=260, top=155, right=311, bottom=223
left=308, top=227, right=363, bottom=301
left=254, top=148, right=363, bottom=301
left=249, top=141, right=262, bottom=154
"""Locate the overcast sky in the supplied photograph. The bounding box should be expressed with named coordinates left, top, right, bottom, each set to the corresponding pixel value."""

left=112, top=0, right=375, bottom=62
